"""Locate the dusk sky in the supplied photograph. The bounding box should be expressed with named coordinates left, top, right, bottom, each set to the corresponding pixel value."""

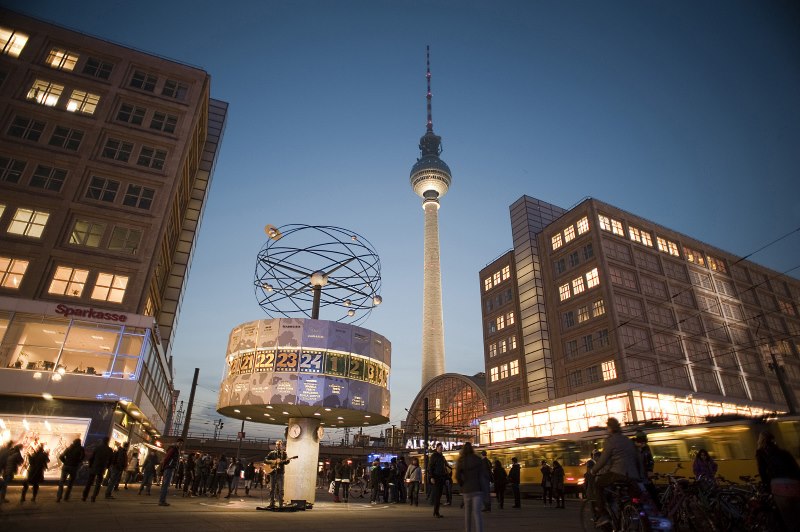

left=10, top=1, right=800, bottom=442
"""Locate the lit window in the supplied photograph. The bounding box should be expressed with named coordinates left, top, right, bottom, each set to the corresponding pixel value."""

left=130, top=70, right=157, bottom=91
left=493, top=271, right=501, bottom=286
left=48, top=126, right=84, bottom=151
left=507, top=312, right=515, bottom=325
left=552, top=233, right=563, bottom=250
left=509, top=336, right=517, bottom=349
left=91, top=272, right=128, bottom=303
left=500, top=364, right=509, bottom=379
left=7, top=208, right=49, bottom=238
left=70, top=220, right=106, bottom=248
left=684, top=246, right=705, bottom=266
left=629, top=226, right=642, bottom=244
left=48, top=266, right=89, bottom=297
left=27, top=79, right=64, bottom=107
left=102, top=138, right=134, bottom=162
left=46, top=48, right=79, bottom=71
left=564, top=225, right=576, bottom=243
left=601, top=360, right=617, bottom=381
left=657, top=237, right=680, bottom=257
left=598, top=215, right=611, bottom=232
left=117, top=103, right=146, bottom=125
left=150, top=111, right=178, bottom=133
left=489, top=343, right=497, bottom=357
left=592, top=299, right=606, bottom=317
left=30, top=165, right=67, bottom=192
left=490, top=366, right=499, bottom=382
left=577, top=216, right=590, bottom=235
left=0, top=27, right=28, bottom=57
left=707, top=255, right=726, bottom=273
left=66, top=90, right=100, bottom=115
left=559, top=283, right=571, bottom=301
left=0, top=157, right=26, bottom=184
left=640, top=231, right=653, bottom=247
left=501, top=265, right=510, bottom=281
left=578, top=306, right=590, bottom=323
left=162, top=79, right=188, bottom=100
left=611, top=219, right=624, bottom=236
left=500, top=339, right=507, bottom=353
left=7, top=117, right=45, bottom=142
left=585, top=268, right=600, bottom=288
left=572, top=276, right=585, bottom=295
left=496, top=315, right=506, bottom=330
left=510, top=360, right=519, bottom=376
left=0, top=256, right=29, bottom=289
left=82, top=57, right=113, bottom=79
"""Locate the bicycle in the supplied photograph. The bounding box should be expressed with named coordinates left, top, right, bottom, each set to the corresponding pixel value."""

left=348, top=476, right=368, bottom=499
left=580, top=480, right=670, bottom=532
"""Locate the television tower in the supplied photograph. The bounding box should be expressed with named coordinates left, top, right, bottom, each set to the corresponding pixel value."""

left=410, top=46, right=451, bottom=386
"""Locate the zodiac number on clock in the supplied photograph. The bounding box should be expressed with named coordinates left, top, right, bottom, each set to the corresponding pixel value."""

left=255, top=351, right=275, bottom=372
left=238, top=353, right=254, bottom=374
left=276, top=352, right=298, bottom=371
left=299, top=353, right=323, bottom=373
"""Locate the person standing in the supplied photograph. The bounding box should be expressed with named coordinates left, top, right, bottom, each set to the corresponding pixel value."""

left=456, top=442, right=489, bottom=532
left=225, top=458, right=243, bottom=498
left=692, top=449, right=718, bottom=482
left=56, top=438, right=85, bottom=502
left=540, top=459, right=553, bottom=506
left=405, top=456, right=422, bottom=506
left=123, top=449, right=139, bottom=489
left=552, top=460, right=565, bottom=508
left=20, top=444, right=49, bottom=502
left=82, top=437, right=113, bottom=502
left=396, top=456, right=408, bottom=503
left=182, top=453, right=196, bottom=497
left=243, top=460, right=255, bottom=496
left=479, top=450, right=492, bottom=512
left=756, top=430, right=800, bottom=529
left=158, top=437, right=183, bottom=506
left=105, top=441, right=129, bottom=498
left=492, top=459, right=507, bottom=509
left=138, top=450, right=158, bottom=495
left=266, top=440, right=288, bottom=508
left=339, top=458, right=353, bottom=502
left=508, top=457, right=521, bottom=508
left=428, top=443, right=448, bottom=517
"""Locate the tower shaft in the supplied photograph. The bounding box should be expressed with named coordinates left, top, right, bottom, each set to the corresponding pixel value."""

left=421, top=200, right=445, bottom=386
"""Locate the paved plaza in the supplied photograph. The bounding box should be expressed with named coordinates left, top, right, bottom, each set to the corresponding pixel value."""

left=0, top=484, right=583, bottom=531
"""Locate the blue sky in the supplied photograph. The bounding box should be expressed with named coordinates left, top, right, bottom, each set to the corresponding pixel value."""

left=11, top=1, right=800, bottom=441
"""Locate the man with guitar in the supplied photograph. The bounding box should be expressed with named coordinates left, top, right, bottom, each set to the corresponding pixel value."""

left=265, top=440, right=297, bottom=508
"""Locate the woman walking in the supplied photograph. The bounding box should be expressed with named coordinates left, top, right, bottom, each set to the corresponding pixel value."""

left=456, top=442, right=489, bottom=532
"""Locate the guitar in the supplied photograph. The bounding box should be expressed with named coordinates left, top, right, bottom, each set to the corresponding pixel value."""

left=266, top=455, right=298, bottom=468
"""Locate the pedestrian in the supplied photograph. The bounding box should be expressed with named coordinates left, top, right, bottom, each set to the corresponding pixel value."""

left=479, top=450, right=492, bottom=511
left=508, top=457, right=521, bottom=508
left=396, top=456, right=408, bottom=503
left=158, top=437, right=183, bottom=506
left=138, top=450, right=158, bottom=495
left=756, top=430, right=800, bottom=529
left=692, top=449, right=718, bottom=482
left=105, top=441, right=129, bottom=498
left=540, top=459, right=553, bottom=506
left=369, top=459, right=382, bottom=505
left=213, top=454, right=228, bottom=496
left=124, top=449, right=139, bottom=489
left=428, top=442, right=448, bottom=517
left=0, top=440, right=16, bottom=504
left=225, top=458, right=243, bottom=498
left=182, top=453, right=196, bottom=497
left=56, top=438, right=85, bottom=502
left=552, top=460, right=565, bottom=508
left=243, top=460, right=255, bottom=496
left=20, top=443, right=49, bottom=502
left=456, top=442, right=489, bottom=532
left=82, top=437, right=113, bottom=502
left=404, top=456, right=422, bottom=506
left=492, top=459, right=507, bottom=509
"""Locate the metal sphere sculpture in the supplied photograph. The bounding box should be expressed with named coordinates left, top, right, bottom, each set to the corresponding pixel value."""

left=254, top=224, right=382, bottom=325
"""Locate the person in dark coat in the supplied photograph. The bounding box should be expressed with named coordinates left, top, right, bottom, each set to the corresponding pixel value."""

left=0, top=442, right=23, bottom=503
left=756, top=430, right=800, bottom=529
left=492, top=459, right=508, bottom=509
left=369, top=459, right=382, bottom=504
left=508, top=457, right=521, bottom=508
left=427, top=443, right=448, bottom=517
left=82, top=437, right=114, bottom=502
left=540, top=459, right=553, bottom=505
left=57, top=438, right=85, bottom=502
left=456, top=442, right=489, bottom=532
left=20, top=444, right=49, bottom=502
left=105, top=441, right=129, bottom=498
left=552, top=460, right=565, bottom=508
left=479, top=450, right=493, bottom=511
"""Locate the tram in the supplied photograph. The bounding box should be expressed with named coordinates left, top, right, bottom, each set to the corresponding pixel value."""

left=415, top=416, right=800, bottom=496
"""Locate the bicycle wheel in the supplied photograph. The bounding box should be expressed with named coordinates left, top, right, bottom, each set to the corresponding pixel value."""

left=350, top=481, right=363, bottom=499
left=620, top=504, right=644, bottom=532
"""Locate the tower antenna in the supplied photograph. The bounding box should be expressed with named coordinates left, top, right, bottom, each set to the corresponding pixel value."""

left=426, top=45, right=433, bottom=132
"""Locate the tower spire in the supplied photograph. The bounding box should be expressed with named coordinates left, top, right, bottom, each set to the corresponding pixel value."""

left=419, top=46, right=442, bottom=158
left=426, top=45, right=433, bottom=133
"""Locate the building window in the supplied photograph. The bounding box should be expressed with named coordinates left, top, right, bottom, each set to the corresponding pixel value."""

left=27, top=79, right=64, bottom=107
left=7, top=208, right=49, bottom=238
left=493, top=271, right=501, bottom=286
left=629, top=226, right=653, bottom=247
left=552, top=233, right=563, bottom=250
left=583, top=243, right=594, bottom=260
left=150, top=111, right=178, bottom=133
left=161, top=79, right=188, bottom=100
left=555, top=258, right=566, bottom=275
left=657, top=237, right=680, bottom=257
left=572, top=276, right=586, bottom=295
left=585, top=268, right=600, bottom=288
left=117, top=103, right=146, bottom=125
left=578, top=305, right=590, bottom=323
left=86, top=176, right=120, bottom=202
left=108, top=226, right=141, bottom=254
left=66, top=90, right=100, bottom=115
left=489, top=343, right=497, bottom=357
left=507, top=312, right=515, bottom=325
left=598, top=215, right=611, bottom=232
left=70, top=219, right=106, bottom=248
left=569, top=251, right=580, bottom=268
left=48, top=126, right=84, bottom=151
left=597, top=329, right=610, bottom=347
left=123, top=184, right=155, bottom=210
left=500, top=364, right=509, bottom=379
left=602, top=361, right=617, bottom=381
left=564, top=225, right=576, bottom=243
left=592, top=299, right=606, bottom=317
left=609, top=266, right=638, bottom=290
left=136, top=147, right=167, bottom=170
left=568, top=370, right=583, bottom=389
left=559, top=283, right=571, bottom=301
left=30, top=165, right=67, bottom=192
left=0, top=256, right=28, bottom=289
left=0, top=27, right=29, bottom=57
left=586, top=365, right=600, bottom=383
left=490, top=366, right=499, bottom=382
left=565, top=340, right=579, bottom=360
left=130, top=70, right=157, bottom=91
left=707, top=255, right=727, bottom=273
left=577, top=216, right=589, bottom=235
left=484, top=277, right=492, bottom=292
left=684, top=246, right=705, bottom=266
left=102, top=138, right=134, bottom=162
left=499, top=339, right=507, bottom=353
left=48, top=266, right=89, bottom=297
left=82, top=57, right=113, bottom=79
left=0, top=157, right=25, bottom=183
left=501, top=265, right=510, bottom=281
left=7, top=117, right=45, bottom=141
left=91, top=272, right=129, bottom=303
left=509, top=335, right=517, bottom=350
left=563, top=311, right=575, bottom=328
left=46, top=48, right=79, bottom=71
left=496, top=315, right=506, bottom=330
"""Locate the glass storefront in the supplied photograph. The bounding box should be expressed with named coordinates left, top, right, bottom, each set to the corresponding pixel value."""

left=406, top=374, right=488, bottom=444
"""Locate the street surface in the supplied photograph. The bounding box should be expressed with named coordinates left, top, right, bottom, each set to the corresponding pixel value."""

left=0, top=484, right=584, bottom=531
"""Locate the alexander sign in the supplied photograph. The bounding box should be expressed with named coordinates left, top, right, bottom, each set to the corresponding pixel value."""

left=55, top=304, right=128, bottom=322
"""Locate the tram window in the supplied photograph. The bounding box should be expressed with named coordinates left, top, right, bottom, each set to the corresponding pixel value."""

left=650, top=442, right=683, bottom=462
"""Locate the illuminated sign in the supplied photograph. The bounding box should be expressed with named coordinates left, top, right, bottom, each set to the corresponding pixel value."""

left=405, top=438, right=464, bottom=451
left=55, top=304, right=128, bottom=322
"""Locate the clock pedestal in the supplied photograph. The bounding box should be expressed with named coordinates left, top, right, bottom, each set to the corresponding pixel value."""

left=284, top=417, right=322, bottom=504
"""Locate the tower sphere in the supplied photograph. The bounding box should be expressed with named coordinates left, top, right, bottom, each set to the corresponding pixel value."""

left=410, top=151, right=452, bottom=200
